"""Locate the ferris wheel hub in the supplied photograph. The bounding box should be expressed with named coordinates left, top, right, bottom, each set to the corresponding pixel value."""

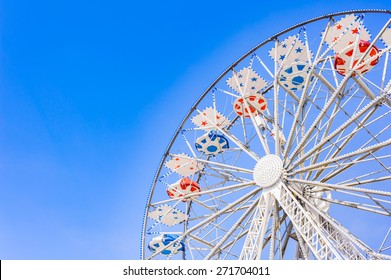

left=253, top=154, right=283, bottom=189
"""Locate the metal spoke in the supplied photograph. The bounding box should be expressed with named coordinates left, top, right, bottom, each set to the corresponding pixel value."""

left=288, top=138, right=391, bottom=176
left=289, top=178, right=391, bottom=198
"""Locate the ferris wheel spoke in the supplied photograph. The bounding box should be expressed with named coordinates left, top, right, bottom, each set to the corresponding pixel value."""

left=318, top=153, right=391, bottom=179
left=187, top=198, right=218, bottom=212
left=198, top=219, right=236, bottom=243
left=338, top=164, right=391, bottom=185
left=381, top=51, right=390, bottom=92
left=198, top=181, right=255, bottom=197
left=201, top=169, right=245, bottom=183
left=253, top=54, right=274, bottom=78
left=311, top=108, right=380, bottom=181
left=379, top=227, right=391, bottom=254
left=239, top=114, right=250, bottom=145
left=278, top=96, right=296, bottom=120
left=205, top=197, right=259, bottom=259
left=367, top=193, right=391, bottom=216
left=180, top=132, right=198, bottom=158
left=333, top=190, right=391, bottom=215
left=279, top=85, right=300, bottom=103
left=317, top=126, right=391, bottom=182
left=321, top=151, right=389, bottom=183
left=168, top=153, right=253, bottom=174
left=201, top=190, right=256, bottom=207
left=359, top=74, right=391, bottom=107
left=214, top=87, right=240, bottom=98
left=325, top=56, right=339, bottom=88
left=200, top=166, right=250, bottom=184
left=312, top=70, right=336, bottom=92
left=342, top=175, right=391, bottom=187
left=311, top=195, right=390, bottom=216
left=289, top=179, right=391, bottom=216
left=288, top=138, right=391, bottom=176
left=186, top=233, right=215, bottom=249
left=203, top=169, right=249, bottom=185
left=188, top=204, right=253, bottom=223
left=294, top=154, right=391, bottom=181
left=353, top=76, right=377, bottom=99
left=302, top=73, right=331, bottom=118
left=288, top=178, right=391, bottom=198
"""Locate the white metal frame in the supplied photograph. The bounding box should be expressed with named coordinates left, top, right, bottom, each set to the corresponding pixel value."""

left=141, top=10, right=391, bottom=260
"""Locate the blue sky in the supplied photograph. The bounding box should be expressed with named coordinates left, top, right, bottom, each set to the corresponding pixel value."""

left=0, top=1, right=390, bottom=259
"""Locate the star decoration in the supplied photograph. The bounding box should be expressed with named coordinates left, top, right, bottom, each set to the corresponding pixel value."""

left=165, top=154, right=204, bottom=177
left=323, top=14, right=370, bottom=52
left=226, top=67, right=267, bottom=94
left=191, top=107, right=230, bottom=131
left=148, top=205, right=188, bottom=226
left=269, top=35, right=310, bottom=65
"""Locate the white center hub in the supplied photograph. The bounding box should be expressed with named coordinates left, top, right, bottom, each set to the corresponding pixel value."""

left=253, top=154, right=283, bottom=189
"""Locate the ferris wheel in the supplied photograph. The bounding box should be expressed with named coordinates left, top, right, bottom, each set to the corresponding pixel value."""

left=141, top=10, right=391, bottom=260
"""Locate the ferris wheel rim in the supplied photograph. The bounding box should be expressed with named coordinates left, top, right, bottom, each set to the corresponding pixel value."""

left=141, top=9, right=391, bottom=260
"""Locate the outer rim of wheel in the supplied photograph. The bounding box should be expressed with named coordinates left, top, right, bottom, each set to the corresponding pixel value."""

left=140, top=9, right=391, bottom=259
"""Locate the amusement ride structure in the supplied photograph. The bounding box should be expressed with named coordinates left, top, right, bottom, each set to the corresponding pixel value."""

left=141, top=10, right=391, bottom=260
